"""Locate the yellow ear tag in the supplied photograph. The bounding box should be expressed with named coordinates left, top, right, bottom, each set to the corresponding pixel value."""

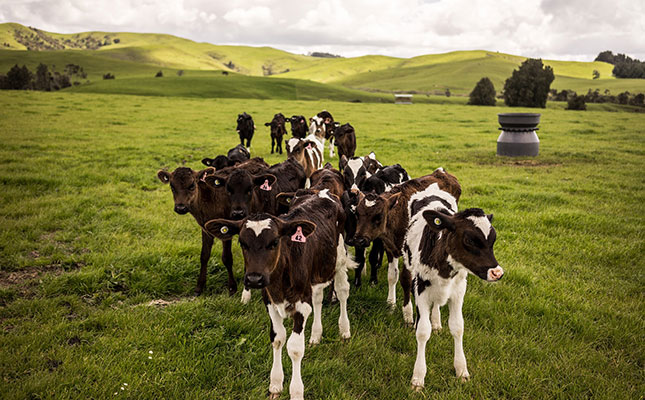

left=220, top=226, right=229, bottom=234
left=215, top=179, right=220, bottom=186
left=434, top=218, right=442, bottom=226
left=286, top=198, right=291, bottom=203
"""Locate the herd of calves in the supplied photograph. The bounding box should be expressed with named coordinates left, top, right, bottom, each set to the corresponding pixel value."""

left=157, top=110, right=504, bottom=399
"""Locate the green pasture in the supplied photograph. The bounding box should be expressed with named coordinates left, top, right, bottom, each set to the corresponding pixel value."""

left=0, top=90, right=644, bottom=399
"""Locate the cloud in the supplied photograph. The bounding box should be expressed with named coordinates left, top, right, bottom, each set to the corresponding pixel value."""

left=1, top=0, right=643, bottom=60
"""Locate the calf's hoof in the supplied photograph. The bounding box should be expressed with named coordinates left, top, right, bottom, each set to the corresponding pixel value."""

left=457, top=371, right=470, bottom=382
left=410, top=379, right=424, bottom=392
left=269, top=392, right=281, bottom=400
left=240, top=289, right=251, bottom=304
left=432, top=325, right=443, bottom=333
left=228, top=284, right=238, bottom=296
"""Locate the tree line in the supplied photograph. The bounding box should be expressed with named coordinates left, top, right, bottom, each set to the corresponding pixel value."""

left=595, top=51, right=645, bottom=79
left=0, top=63, right=86, bottom=91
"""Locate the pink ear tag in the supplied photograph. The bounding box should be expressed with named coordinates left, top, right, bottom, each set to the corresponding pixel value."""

left=260, top=179, right=272, bottom=191
left=291, top=226, right=306, bottom=243
left=306, top=143, right=312, bottom=150
left=200, top=173, right=207, bottom=182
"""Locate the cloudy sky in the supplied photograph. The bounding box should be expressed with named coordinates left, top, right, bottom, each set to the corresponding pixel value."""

left=1, top=0, right=644, bottom=61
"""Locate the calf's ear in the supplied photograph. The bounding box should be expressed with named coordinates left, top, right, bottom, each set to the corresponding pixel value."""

left=157, top=170, right=171, bottom=184
left=386, top=192, right=401, bottom=210
left=339, top=155, right=348, bottom=170
left=203, top=173, right=227, bottom=188
left=202, top=158, right=214, bottom=166
left=276, top=192, right=295, bottom=207
left=422, top=210, right=456, bottom=232
left=279, top=219, right=316, bottom=240
left=204, top=219, right=242, bottom=240
left=486, top=213, right=494, bottom=222
left=264, top=122, right=271, bottom=126
left=253, top=173, right=277, bottom=190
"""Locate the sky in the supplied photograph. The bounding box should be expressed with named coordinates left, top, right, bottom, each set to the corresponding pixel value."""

left=1, top=0, right=644, bottom=61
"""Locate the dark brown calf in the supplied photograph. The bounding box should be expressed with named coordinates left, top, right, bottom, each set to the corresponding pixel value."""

left=236, top=112, right=255, bottom=148
left=156, top=158, right=269, bottom=296
left=265, top=113, right=287, bottom=154
left=205, top=190, right=354, bottom=399
left=332, top=123, right=356, bottom=163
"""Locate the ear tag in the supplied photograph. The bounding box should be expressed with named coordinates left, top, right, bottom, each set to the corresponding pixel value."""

left=286, top=198, right=291, bottom=203
left=214, top=179, right=221, bottom=186
left=434, top=218, right=442, bottom=226
left=200, top=173, right=207, bottom=183
left=260, top=179, right=272, bottom=191
left=306, top=143, right=312, bottom=150
left=220, top=226, right=229, bottom=234
left=291, top=226, right=306, bottom=243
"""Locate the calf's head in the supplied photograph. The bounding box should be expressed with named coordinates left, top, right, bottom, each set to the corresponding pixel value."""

left=204, top=170, right=276, bottom=220
left=205, top=215, right=316, bottom=288
left=308, top=115, right=325, bottom=137
left=423, top=208, right=503, bottom=282
left=340, top=156, right=371, bottom=190
left=236, top=112, right=254, bottom=132
left=157, top=167, right=214, bottom=215
left=352, top=191, right=400, bottom=247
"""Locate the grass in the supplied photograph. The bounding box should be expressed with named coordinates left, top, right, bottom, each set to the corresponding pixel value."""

left=0, top=90, right=644, bottom=399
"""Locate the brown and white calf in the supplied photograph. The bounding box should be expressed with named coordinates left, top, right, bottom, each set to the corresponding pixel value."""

left=205, top=190, right=355, bottom=400
left=408, top=206, right=503, bottom=389
left=287, top=136, right=324, bottom=187
left=350, top=168, right=461, bottom=323
left=156, top=158, right=269, bottom=296
left=265, top=113, right=287, bottom=155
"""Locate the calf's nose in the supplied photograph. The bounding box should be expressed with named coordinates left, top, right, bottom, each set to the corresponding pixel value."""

left=354, top=236, right=369, bottom=248
left=231, top=210, right=246, bottom=220
left=174, top=205, right=189, bottom=215
left=487, top=266, right=504, bottom=282
left=245, top=273, right=266, bottom=289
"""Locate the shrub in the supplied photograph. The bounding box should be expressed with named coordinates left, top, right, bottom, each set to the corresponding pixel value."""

left=103, top=73, right=115, bottom=80
left=503, top=58, right=555, bottom=108
left=566, top=94, right=586, bottom=110
left=468, top=77, right=496, bottom=106
left=34, top=63, right=52, bottom=91
left=155, top=70, right=163, bottom=78
left=5, top=64, right=33, bottom=90
left=177, top=70, right=184, bottom=77
left=445, top=88, right=451, bottom=97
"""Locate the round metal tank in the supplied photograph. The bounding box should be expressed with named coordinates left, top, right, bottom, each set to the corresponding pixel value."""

left=497, top=113, right=540, bottom=157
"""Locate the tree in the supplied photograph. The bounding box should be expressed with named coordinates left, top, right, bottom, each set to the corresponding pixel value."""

left=34, top=63, right=52, bottom=91
left=445, top=88, right=451, bottom=97
left=592, top=70, right=600, bottom=79
left=566, top=94, right=586, bottom=110
left=503, top=58, right=555, bottom=108
left=5, top=64, right=33, bottom=90
left=617, top=91, right=630, bottom=104
left=155, top=70, right=163, bottom=77
left=468, top=77, right=496, bottom=106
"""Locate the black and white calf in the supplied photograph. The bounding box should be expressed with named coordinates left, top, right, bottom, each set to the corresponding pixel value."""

left=406, top=200, right=503, bottom=389
left=339, top=152, right=382, bottom=191
left=205, top=190, right=355, bottom=400
left=362, top=164, right=410, bottom=194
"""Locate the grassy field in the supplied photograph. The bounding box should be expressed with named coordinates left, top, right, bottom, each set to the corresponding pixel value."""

left=0, top=90, right=644, bottom=399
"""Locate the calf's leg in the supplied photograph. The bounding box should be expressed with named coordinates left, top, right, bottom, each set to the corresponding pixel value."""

left=334, top=266, right=351, bottom=339
left=411, top=290, right=432, bottom=390
left=353, top=245, right=366, bottom=287
left=400, top=265, right=414, bottom=325
left=309, top=284, right=326, bottom=344
left=196, top=231, right=214, bottom=295
left=268, top=304, right=286, bottom=398
left=221, top=239, right=238, bottom=295
left=386, top=255, right=399, bottom=307
left=288, top=301, right=312, bottom=400
left=368, top=239, right=385, bottom=285
left=449, top=279, right=469, bottom=381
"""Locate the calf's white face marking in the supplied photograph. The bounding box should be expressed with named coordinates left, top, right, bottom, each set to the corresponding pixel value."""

left=246, top=219, right=273, bottom=236
left=467, top=215, right=492, bottom=239
left=365, top=199, right=376, bottom=208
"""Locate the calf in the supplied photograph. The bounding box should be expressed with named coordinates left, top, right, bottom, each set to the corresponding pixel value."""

left=409, top=207, right=503, bottom=389
left=202, top=144, right=250, bottom=169
left=286, top=115, right=308, bottom=139
left=265, top=113, right=287, bottom=154
left=276, top=164, right=345, bottom=210
left=362, top=164, right=410, bottom=194
left=332, top=123, right=356, bottom=163
left=156, top=158, right=268, bottom=296
left=236, top=112, right=255, bottom=148
left=256, top=157, right=307, bottom=216
left=339, top=152, right=382, bottom=191
left=288, top=136, right=324, bottom=187
left=350, top=168, right=461, bottom=324
left=205, top=190, right=355, bottom=400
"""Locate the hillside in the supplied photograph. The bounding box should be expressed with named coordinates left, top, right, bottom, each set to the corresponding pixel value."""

left=2, top=22, right=645, bottom=97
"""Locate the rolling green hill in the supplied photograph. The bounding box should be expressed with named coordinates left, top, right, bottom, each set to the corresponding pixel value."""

left=2, top=22, right=644, bottom=98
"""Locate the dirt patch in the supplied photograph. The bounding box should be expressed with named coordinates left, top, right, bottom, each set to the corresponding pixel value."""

left=504, top=159, right=563, bottom=167
left=144, top=298, right=194, bottom=307
left=0, top=262, right=84, bottom=299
